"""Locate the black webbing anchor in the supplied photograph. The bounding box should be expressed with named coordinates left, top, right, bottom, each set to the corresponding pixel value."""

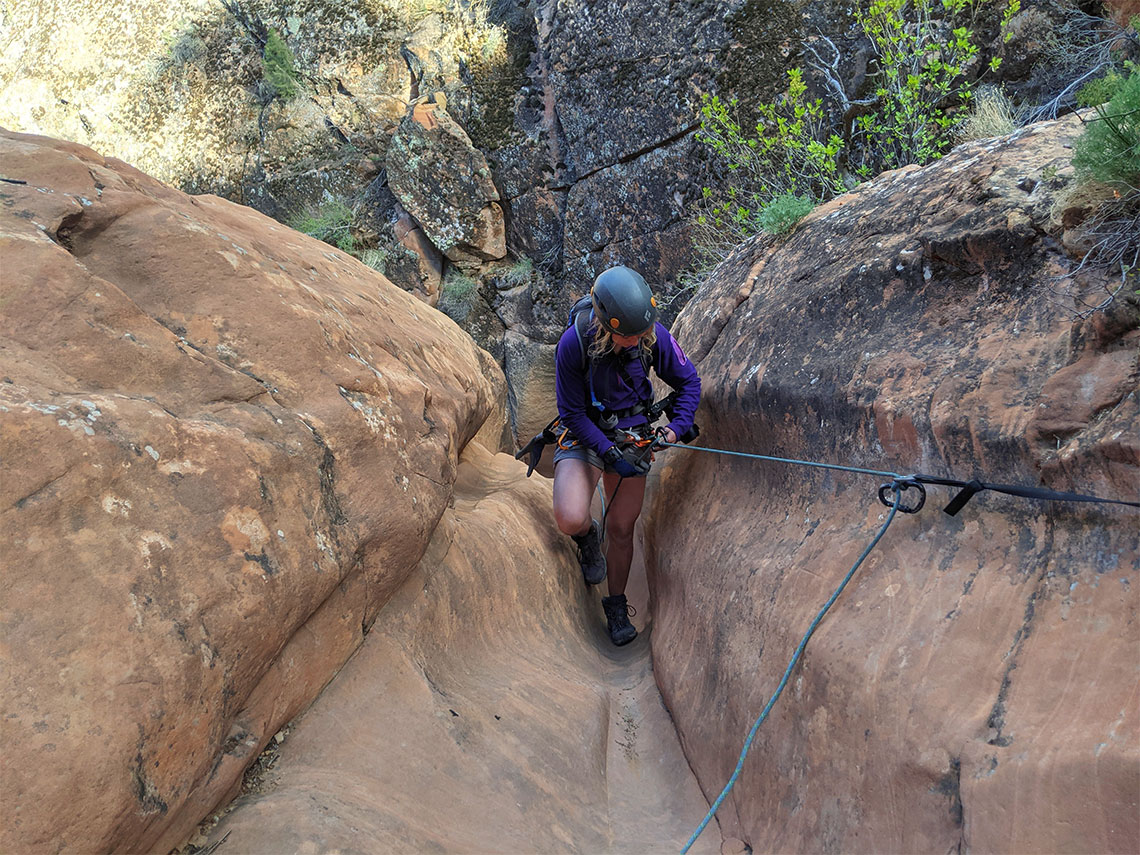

left=910, top=475, right=1140, bottom=516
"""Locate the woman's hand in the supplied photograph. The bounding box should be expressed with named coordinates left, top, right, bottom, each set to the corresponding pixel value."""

left=603, top=445, right=650, bottom=477
left=656, top=427, right=677, bottom=444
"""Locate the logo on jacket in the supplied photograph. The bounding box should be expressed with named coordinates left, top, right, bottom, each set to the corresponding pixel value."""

left=672, top=339, right=688, bottom=365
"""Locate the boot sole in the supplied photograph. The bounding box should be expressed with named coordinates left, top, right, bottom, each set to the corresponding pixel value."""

left=611, top=629, right=637, bottom=646
left=583, top=567, right=607, bottom=585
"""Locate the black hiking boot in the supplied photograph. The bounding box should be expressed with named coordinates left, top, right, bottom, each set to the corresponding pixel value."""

left=602, top=594, right=637, bottom=646
left=571, top=520, right=607, bottom=585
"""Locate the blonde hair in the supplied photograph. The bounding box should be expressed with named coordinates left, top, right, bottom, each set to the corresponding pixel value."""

left=588, top=298, right=657, bottom=363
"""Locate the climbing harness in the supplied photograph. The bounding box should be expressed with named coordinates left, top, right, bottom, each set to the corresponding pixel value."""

left=594, top=428, right=660, bottom=543
left=514, top=390, right=698, bottom=478
left=656, top=440, right=1139, bottom=854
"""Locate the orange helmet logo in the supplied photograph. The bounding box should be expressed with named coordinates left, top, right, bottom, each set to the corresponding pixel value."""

left=610, top=317, right=620, bottom=329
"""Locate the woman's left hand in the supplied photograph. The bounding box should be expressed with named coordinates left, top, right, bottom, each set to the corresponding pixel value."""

left=656, top=427, right=677, bottom=444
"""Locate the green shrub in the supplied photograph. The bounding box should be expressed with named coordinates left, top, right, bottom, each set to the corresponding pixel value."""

left=290, top=200, right=355, bottom=252
left=757, top=193, right=815, bottom=235
left=262, top=29, right=299, bottom=101
left=442, top=269, right=478, bottom=300
left=497, top=255, right=534, bottom=288
left=697, top=69, right=845, bottom=203
left=1073, top=64, right=1140, bottom=189
left=1077, top=71, right=1126, bottom=109
left=692, top=69, right=844, bottom=259
left=687, top=0, right=1018, bottom=283
left=850, top=0, right=1015, bottom=175
left=359, top=248, right=388, bottom=273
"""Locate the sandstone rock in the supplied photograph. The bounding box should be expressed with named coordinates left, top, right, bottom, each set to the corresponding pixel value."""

left=387, top=93, right=507, bottom=264
left=645, top=115, right=1139, bottom=853
left=356, top=178, right=445, bottom=306
left=542, top=0, right=728, bottom=178
left=0, top=1, right=504, bottom=201
left=506, top=186, right=566, bottom=273
left=489, top=263, right=573, bottom=345
left=438, top=276, right=507, bottom=365
left=503, top=332, right=559, bottom=476
left=203, top=442, right=719, bottom=854
left=392, top=214, right=446, bottom=305
left=564, top=137, right=695, bottom=258
left=0, top=129, right=501, bottom=854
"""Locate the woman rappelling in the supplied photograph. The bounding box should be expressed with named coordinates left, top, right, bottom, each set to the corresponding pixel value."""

left=550, top=265, right=701, bottom=645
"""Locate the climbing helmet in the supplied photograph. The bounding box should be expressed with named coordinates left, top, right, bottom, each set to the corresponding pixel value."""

left=591, top=265, right=658, bottom=336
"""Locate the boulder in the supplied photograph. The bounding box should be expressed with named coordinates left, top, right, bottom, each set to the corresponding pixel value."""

left=501, top=331, right=561, bottom=470
left=0, top=129, right=501, bottom=854
left=387, top=93, right=507, bottom=264
left=645, top=115, right=1139, bottom=853
left=505, top=186, right=566, bottom=273
left=356, top=177, right=444, bottom=306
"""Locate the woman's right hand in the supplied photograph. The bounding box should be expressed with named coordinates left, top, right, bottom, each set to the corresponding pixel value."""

left=603, top=445, right=650, bottom=478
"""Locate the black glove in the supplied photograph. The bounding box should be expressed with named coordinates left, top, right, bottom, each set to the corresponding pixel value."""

left=603, top=445, right=651, bottom=478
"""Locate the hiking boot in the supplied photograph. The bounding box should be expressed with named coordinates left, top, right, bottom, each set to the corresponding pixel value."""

left=571, top=520, right=607, bottom=585
left=602, top=594, right=637, bottom=646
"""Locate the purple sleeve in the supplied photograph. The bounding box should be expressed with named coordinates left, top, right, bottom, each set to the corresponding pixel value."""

left=555, top=327, right=616, bottom=457
left=652, top=323, right=701, bottom=438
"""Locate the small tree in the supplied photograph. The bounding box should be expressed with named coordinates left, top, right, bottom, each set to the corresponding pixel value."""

left=692, top=69, right=844, bottom=257
left=262, top=29, right=299, bottom=101
left=1073, top=63, right=1140, bottom=190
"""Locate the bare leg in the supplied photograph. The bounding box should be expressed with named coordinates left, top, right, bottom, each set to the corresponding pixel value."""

left=553, top=458, right=602, bottom=537
left=599, top=473, right=647, bottom=597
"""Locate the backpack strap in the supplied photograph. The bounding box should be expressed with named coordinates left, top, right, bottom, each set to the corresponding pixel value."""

left=614, top=351, right=655, bottom=414
left=572, top=299, right=593, bottom=373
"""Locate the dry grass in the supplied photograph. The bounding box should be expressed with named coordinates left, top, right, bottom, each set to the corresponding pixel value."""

left=956, top=86, right=1021, bottom=143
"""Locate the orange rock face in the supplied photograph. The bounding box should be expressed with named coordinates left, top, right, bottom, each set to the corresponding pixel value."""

left=0, top=130, right=502, bottom=853
left=646, top=116, right=1139, bottom=854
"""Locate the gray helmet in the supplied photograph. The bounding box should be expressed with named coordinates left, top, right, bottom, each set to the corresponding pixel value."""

left=591, top=266, right=658, bottom=336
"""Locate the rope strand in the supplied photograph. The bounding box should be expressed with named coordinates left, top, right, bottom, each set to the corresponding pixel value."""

left=680, top=486, right=905, bottom=854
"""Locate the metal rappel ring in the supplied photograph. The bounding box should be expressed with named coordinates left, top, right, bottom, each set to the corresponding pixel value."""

left=878, top=479, right=926, bottom=514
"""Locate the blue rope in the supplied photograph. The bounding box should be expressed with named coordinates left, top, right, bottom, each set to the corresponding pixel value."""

left=657, top=441, right=904, bottom=481
left=680, top=486, right=904, bottom=854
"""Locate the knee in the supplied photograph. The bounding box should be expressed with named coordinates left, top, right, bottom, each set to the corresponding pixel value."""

left=605, top=516, right=638, bottom=543
left=554, top=505, right=590, bottom=537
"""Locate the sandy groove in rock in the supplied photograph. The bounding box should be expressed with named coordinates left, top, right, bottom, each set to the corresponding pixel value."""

left=205, top=442, right=719, bottom=854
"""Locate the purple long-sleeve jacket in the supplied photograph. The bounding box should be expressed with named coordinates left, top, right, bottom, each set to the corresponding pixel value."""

left=555, top=319, right=701, bottom=457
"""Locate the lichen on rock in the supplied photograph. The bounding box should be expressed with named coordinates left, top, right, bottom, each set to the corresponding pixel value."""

left=386, top=93, right=506, bottom=264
